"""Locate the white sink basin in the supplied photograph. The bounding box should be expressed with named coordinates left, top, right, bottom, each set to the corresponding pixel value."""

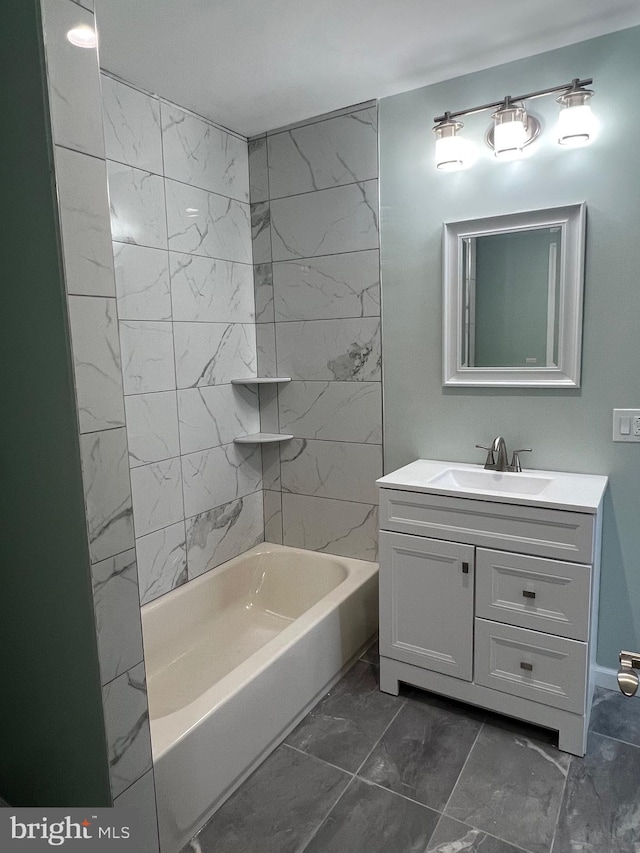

left=377, top=459, right=609, bottom=512
left=428, top=468, right=552, bottom=496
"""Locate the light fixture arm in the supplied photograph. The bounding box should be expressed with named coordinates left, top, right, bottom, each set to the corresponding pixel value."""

left=433, top=77, right=593, bottom=124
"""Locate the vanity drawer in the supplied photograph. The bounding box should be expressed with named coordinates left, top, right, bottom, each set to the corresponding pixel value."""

left=475, top=549, right=592, bottom=641
left=379, top=488, right=594, bottom=563
left=474, top=619, right=587, bottom=714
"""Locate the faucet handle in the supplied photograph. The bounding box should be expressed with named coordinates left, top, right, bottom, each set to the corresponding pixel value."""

left=476, top=444, right=495, bottom=468
left=510, top=448, right=532, bottom=472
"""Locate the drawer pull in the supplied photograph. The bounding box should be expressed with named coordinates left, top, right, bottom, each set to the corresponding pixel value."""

left=522, top=590, right=536, bottom=600
left=520, top=661, right=534, bottom=672
left=462, top=562, right=470, bottom=574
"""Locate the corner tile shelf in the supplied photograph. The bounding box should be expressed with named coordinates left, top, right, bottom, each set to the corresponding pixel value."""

left=233, top=433, right=294, bottom=444
left=231, top=377, right=292, bottom=385
left=231, top=377, right=293, bottom=444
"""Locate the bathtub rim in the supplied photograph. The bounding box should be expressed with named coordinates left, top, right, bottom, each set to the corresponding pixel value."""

left=141, top=541, right=378, bottom=762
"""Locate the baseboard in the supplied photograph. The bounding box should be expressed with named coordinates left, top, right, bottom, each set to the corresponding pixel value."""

left=593, top=664, right=620, bottom=692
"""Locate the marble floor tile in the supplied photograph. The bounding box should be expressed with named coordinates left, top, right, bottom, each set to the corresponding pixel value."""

left=359, top=690, right=483, bottom=811
left=552, top=732, right=640, bottom=853
left=192, top=744, right=349, bottom=853
left=589, top=686, right=640, bottom=747
left=426, top=816, right=527, bottom=853
left=285, top=660, right=401, bottom=773
left=302, top=777, right=439, bottom=853
left=445, top=724, right=571, bottom=853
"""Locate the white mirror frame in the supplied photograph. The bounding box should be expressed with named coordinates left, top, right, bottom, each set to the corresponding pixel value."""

left=442, top=203, right=586, bottom=387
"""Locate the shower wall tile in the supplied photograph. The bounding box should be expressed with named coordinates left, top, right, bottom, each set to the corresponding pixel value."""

left=124, top=391, right=180, bottom=468
left=262, top=443, right=281, bottom=491
left=40, top=0, right=104, bottom=157
left=130, top=458, right=184, bottom=537
left=102, top=662, right=153, bottom=799
left=108, top=163, right=167, bottom=249
left=267, top=106, right=377, bottom=198
left=169, top=253, right=255, bottom=323
left=278, top=381, right=382, bottom=443
left=185, top=491, right=264, bottom=579
left=54, top=146, right=115, bottom=297
left=273, top=250, right=380, bottom=321
left=113, top=243, right=172, bottom=322
left=263, top=489, right=283, bottom=544
left=177, top=384, right=259, bottom=455
left=282, top=493, right=378, bottom=561
left=258, top=384, right=280, bottom=434
left=280, top=439, right=382, bottom=504
left=101, top=76, right=162, bottom=174
left=79, top=428, right=134, bottom=563
left=275, top=318, right=381, bottom=382
left=256, top=323, right=277, bottom=377
left=135, top=521, right=187, bottom=605
left=92, top=549, right=144, bottom=685
left=173, top=322, right=256, bottom=388
left=251, top=202, right=272, bottom=264
left=165, top=179, right=251, bottom=263
left=113, top=770, right=160, bottom=853
left=254, top=263, right=274, bottom=323
left=67, top=295, right=126, bottom=433
left=119, top=321, right=176, bottom=395
left=161, top=104, right=249, bottom=202
left=248, top=137, right=269, bottom=203
left=181, top=442, right=262, bottom=519
left=270, top=180, right=379, bottom=261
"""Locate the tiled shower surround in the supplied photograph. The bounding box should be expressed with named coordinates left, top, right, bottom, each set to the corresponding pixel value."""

left=40, top=0, right=382, bottom=849
left=101, top=73, right=264, bottom=605
left=248, top=106, right=383, bottom=557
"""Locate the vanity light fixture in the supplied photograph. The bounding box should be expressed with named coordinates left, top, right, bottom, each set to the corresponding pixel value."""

left=433, top=77, right=594, bottom=169
left=557, top=81, right=595, bottom=146
left=433, top=114, right=466, bottom=171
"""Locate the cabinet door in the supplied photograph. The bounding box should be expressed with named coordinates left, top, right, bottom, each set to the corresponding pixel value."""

left=379, top=530, right=474, bottom=681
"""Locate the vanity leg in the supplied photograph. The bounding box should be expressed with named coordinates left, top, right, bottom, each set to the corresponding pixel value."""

left=557, top=716, right=587, bottom=757
left=379, top=657, right=400, bottom=696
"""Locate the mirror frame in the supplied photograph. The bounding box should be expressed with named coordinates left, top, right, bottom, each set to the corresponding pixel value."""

left=442, top=203, right=586, bottom=387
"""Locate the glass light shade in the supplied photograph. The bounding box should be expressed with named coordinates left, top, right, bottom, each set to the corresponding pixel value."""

left=66, top=25, right=97, bottom=48
left=492, top=106, right=527, bottom=159
left=433, top=119, right=466, bottom=171
left=557, top=91, right=595, bottom=146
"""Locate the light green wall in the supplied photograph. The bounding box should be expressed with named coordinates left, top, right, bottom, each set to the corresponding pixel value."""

left=0, top=0, right=111, bottom=806
left=379, top=26, right=640, bottom=668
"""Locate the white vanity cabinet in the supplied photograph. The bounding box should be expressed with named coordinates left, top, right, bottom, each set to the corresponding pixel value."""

left=377, top=461, right=608, bottom=756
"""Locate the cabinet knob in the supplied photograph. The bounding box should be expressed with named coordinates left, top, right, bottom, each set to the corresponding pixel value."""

left=462, top=562, right=470, bottom=574
left=520, top=661, right=534, bottom=672
left=522, top=589, right=536, bottom=600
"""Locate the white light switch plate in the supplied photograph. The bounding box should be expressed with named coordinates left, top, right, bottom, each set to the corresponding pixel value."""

left=613, top=409, right=640, bottom=442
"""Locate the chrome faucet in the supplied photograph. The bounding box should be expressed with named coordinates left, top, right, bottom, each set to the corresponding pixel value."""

left=476, top=437, right=532, bottom=472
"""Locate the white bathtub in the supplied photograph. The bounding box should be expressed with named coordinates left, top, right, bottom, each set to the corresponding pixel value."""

left=142, top=542, right=378, bottom=853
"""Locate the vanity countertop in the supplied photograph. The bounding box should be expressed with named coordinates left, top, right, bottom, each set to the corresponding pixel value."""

left=377, top=459, right=608, bottom=513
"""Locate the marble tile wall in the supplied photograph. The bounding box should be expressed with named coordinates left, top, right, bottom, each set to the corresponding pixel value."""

left=248, top=104, right=382, bottom=561
left=101, top=71, right=264, bottom=609
left=39, top=1, right=159, bottom=850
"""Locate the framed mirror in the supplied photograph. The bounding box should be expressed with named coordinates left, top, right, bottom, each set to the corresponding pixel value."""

left=442, top=203, right=586, bottom=387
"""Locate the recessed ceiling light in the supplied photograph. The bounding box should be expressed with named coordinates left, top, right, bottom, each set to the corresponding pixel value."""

left=66, top=25, right=97, bottom=49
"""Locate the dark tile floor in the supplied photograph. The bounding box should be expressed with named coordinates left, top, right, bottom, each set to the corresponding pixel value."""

left=186, top=641, right=640, bottom=853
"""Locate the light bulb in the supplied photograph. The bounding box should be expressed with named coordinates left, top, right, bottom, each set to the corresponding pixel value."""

left=66, top=25, right=97, bottom=49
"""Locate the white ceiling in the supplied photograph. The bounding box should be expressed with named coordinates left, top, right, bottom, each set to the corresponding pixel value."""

left=96, top=0, right=640, bottom=137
